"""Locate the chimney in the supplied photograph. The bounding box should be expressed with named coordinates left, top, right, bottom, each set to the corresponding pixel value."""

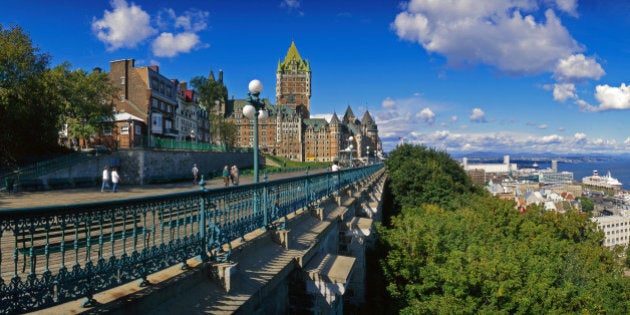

left=219, top=69, right=224, bottom=83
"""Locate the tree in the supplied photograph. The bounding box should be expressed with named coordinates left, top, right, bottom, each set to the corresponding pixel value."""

left=190, top=73, right=232, bottom=146
left=49, top=63, right=117, bottom=148
left=0, top=24, right=60, bottom=167
left=380, top=144, right=630, bottom=313
left=577, top=196, right=595, bottom=214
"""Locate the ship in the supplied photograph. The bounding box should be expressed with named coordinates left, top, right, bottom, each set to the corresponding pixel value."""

left=582, top=170, right=623, bottom=190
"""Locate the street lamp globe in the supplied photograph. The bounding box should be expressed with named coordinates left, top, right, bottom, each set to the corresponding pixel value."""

left=258, top=109, right=269, bottom=120
left=243, top=104, right=256, bottom=119
left=249, top=79, right=263, bottom=94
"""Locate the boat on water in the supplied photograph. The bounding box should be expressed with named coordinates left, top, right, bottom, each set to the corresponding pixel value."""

left=582, top=170, right=623, bottom=190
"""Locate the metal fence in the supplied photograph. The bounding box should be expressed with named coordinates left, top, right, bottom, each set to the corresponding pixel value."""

left=0, top=164, right=383, bottom=313
left=143, top=136, right=253, bottom=153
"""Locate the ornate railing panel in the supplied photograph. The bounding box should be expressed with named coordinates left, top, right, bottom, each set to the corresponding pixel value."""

left=0, top=164, right=383, bottom=313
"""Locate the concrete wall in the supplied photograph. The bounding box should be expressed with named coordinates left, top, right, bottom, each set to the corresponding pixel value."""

left=42, top=149, right=254, bottom=185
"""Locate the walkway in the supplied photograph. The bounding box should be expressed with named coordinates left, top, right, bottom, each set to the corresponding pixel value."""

left=0, top=169, right=324, bottom=210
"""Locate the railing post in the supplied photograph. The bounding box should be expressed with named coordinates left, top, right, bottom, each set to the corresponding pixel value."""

left=198, top=176, right=209, bottom=262
left=263, top=173, right=268, bottom=228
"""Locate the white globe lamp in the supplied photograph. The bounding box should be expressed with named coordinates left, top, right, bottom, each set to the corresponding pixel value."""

left=249, top=79, right=263, bottom=94
left=258, top=109, right=268, bottom=120
left=242, top=104, right=256, bottom=119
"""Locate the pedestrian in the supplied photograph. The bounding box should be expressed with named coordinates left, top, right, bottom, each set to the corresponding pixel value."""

left=111, top=167, right=120, bottom=192
left=222, top=165, right=230, bottom=186
left=231, top=165, right=239, bottom=186
left=192, top=163, right=199, bottom=184
left=101, top=165, right=110, bottom=192
left=331, top=160, right=340, bottom=172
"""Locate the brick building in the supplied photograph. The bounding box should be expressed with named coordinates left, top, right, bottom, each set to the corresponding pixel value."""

left=108, top=59, right=198, bottom=148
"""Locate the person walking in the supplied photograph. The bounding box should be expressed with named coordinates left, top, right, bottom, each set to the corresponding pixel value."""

left=231, top=165, right=239, bottom=186
left=192, top=163, right=199, bottom=184
left=331, top=161, right=340, bottom=171
left=101, top=165, right=110, bottom=192
left=111, top=167, right=120, bottom=192
left=222, top=165, right=230, bottom=186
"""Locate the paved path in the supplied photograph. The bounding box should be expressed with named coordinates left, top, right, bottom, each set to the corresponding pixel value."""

left=0, top=169, right=324, bottom=210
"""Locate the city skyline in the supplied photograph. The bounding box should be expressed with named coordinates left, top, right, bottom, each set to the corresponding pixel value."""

left=3, top=0, right=630, bottom=154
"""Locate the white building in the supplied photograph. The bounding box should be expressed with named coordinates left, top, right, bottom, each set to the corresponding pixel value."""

left=592, top=214, right=630, bottom=248
left=462, top=155, right=517, bottom=174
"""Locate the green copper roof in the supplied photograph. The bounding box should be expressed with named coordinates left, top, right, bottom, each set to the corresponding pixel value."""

left=277, top=40, right=311, bottom=72
left=304, top=118, right=328, bottom=132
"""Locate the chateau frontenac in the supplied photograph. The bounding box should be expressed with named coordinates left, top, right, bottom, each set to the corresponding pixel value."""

left=225, top=41, right=382, bottom=162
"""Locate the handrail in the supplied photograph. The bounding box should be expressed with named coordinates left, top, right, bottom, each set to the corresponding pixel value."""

left=0, top=163, right=383, bottom=313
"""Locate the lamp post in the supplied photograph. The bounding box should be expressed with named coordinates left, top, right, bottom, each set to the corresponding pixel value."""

left=242, top=79, right=268, bottom=183
left=367, top=145, right=370, bottom=165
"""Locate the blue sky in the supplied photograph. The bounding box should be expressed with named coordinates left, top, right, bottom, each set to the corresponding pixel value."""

left=3, top=0, right=630, bottom=154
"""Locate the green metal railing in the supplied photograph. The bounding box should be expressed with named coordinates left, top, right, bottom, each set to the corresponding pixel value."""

left=142, top=136, right=252, bottom=153
left=0, top=164, right=383, bottom=313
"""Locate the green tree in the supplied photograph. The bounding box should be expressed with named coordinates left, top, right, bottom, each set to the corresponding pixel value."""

left=50, top=63, right=117, bottom=148
left=0, top=24, right=60, bottom=166
left=577, top=196, right=595, bottom=214
left=380, top=144, right=630, bottom=313
left=190, top=74, right=232, bottom=146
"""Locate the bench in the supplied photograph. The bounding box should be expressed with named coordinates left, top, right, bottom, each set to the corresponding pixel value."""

left=17, top=214, right=151, bottom=273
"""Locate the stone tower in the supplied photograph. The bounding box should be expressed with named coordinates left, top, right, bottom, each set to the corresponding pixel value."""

left=276, top=40, right=312, bottom=118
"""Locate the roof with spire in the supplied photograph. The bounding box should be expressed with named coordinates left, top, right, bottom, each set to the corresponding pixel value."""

left=277, top=40, right=310, bottom=72
left=329, top=112, right=341, bottom=124
left=361, top=110, right=375, bottom=126
left=342, top=105, right=357, bottom=125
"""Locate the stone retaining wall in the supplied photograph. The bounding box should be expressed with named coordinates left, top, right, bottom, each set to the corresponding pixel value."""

left=42, top=149, right=254, bottom=185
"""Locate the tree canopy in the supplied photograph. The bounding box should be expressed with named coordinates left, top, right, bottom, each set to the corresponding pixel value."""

left=1, top=24, right=60, bottom=166
left=0, top=25, right=117, bottom=167
left=379, top=144, right=630, bottom=313
left=190, top=74, right=236, bottom=147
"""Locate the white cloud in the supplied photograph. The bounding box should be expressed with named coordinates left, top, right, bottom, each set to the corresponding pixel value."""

left=391, top=0, right=616, bottom=110
left=417, top=107, right=435, bottom=124
left=93, top=1, right=208, bottom=57
left=280, top=0, right=304, bottom=15
left=593, top=83, right=630, bottom=111
left=92, top=0, right=156, bottom=50
left=540, top=134, right=562, bottom=143
left=469, top=108, right=486, bottom=123
left=538, top=124, right=548, bottom=129
left=574, top=132, right=587, bottom=143
left=152, top=32, right=201, bottom=57
left=382, top=97, right=396, bottom=108
left=281, top=0, right=300, bottom=9
left=158, top=8, right=209, bottom=32
left=392, top=2, right=581, bottom=75
left=554, top=54, right=605, bottom=82
left=382, top=129, right=621, bottom=154
left=552, top=83, right=576, bottom=102
left=625, top=137, right=630, bottom=145
left=555, top=0, right=578, bottom=16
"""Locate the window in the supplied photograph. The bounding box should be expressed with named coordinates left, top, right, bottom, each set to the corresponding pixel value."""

left=120, top=76, right=126, bottom=85
left=121, top=125, right=129, bottom=135
left=103, top=126, right=112, bottom=136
